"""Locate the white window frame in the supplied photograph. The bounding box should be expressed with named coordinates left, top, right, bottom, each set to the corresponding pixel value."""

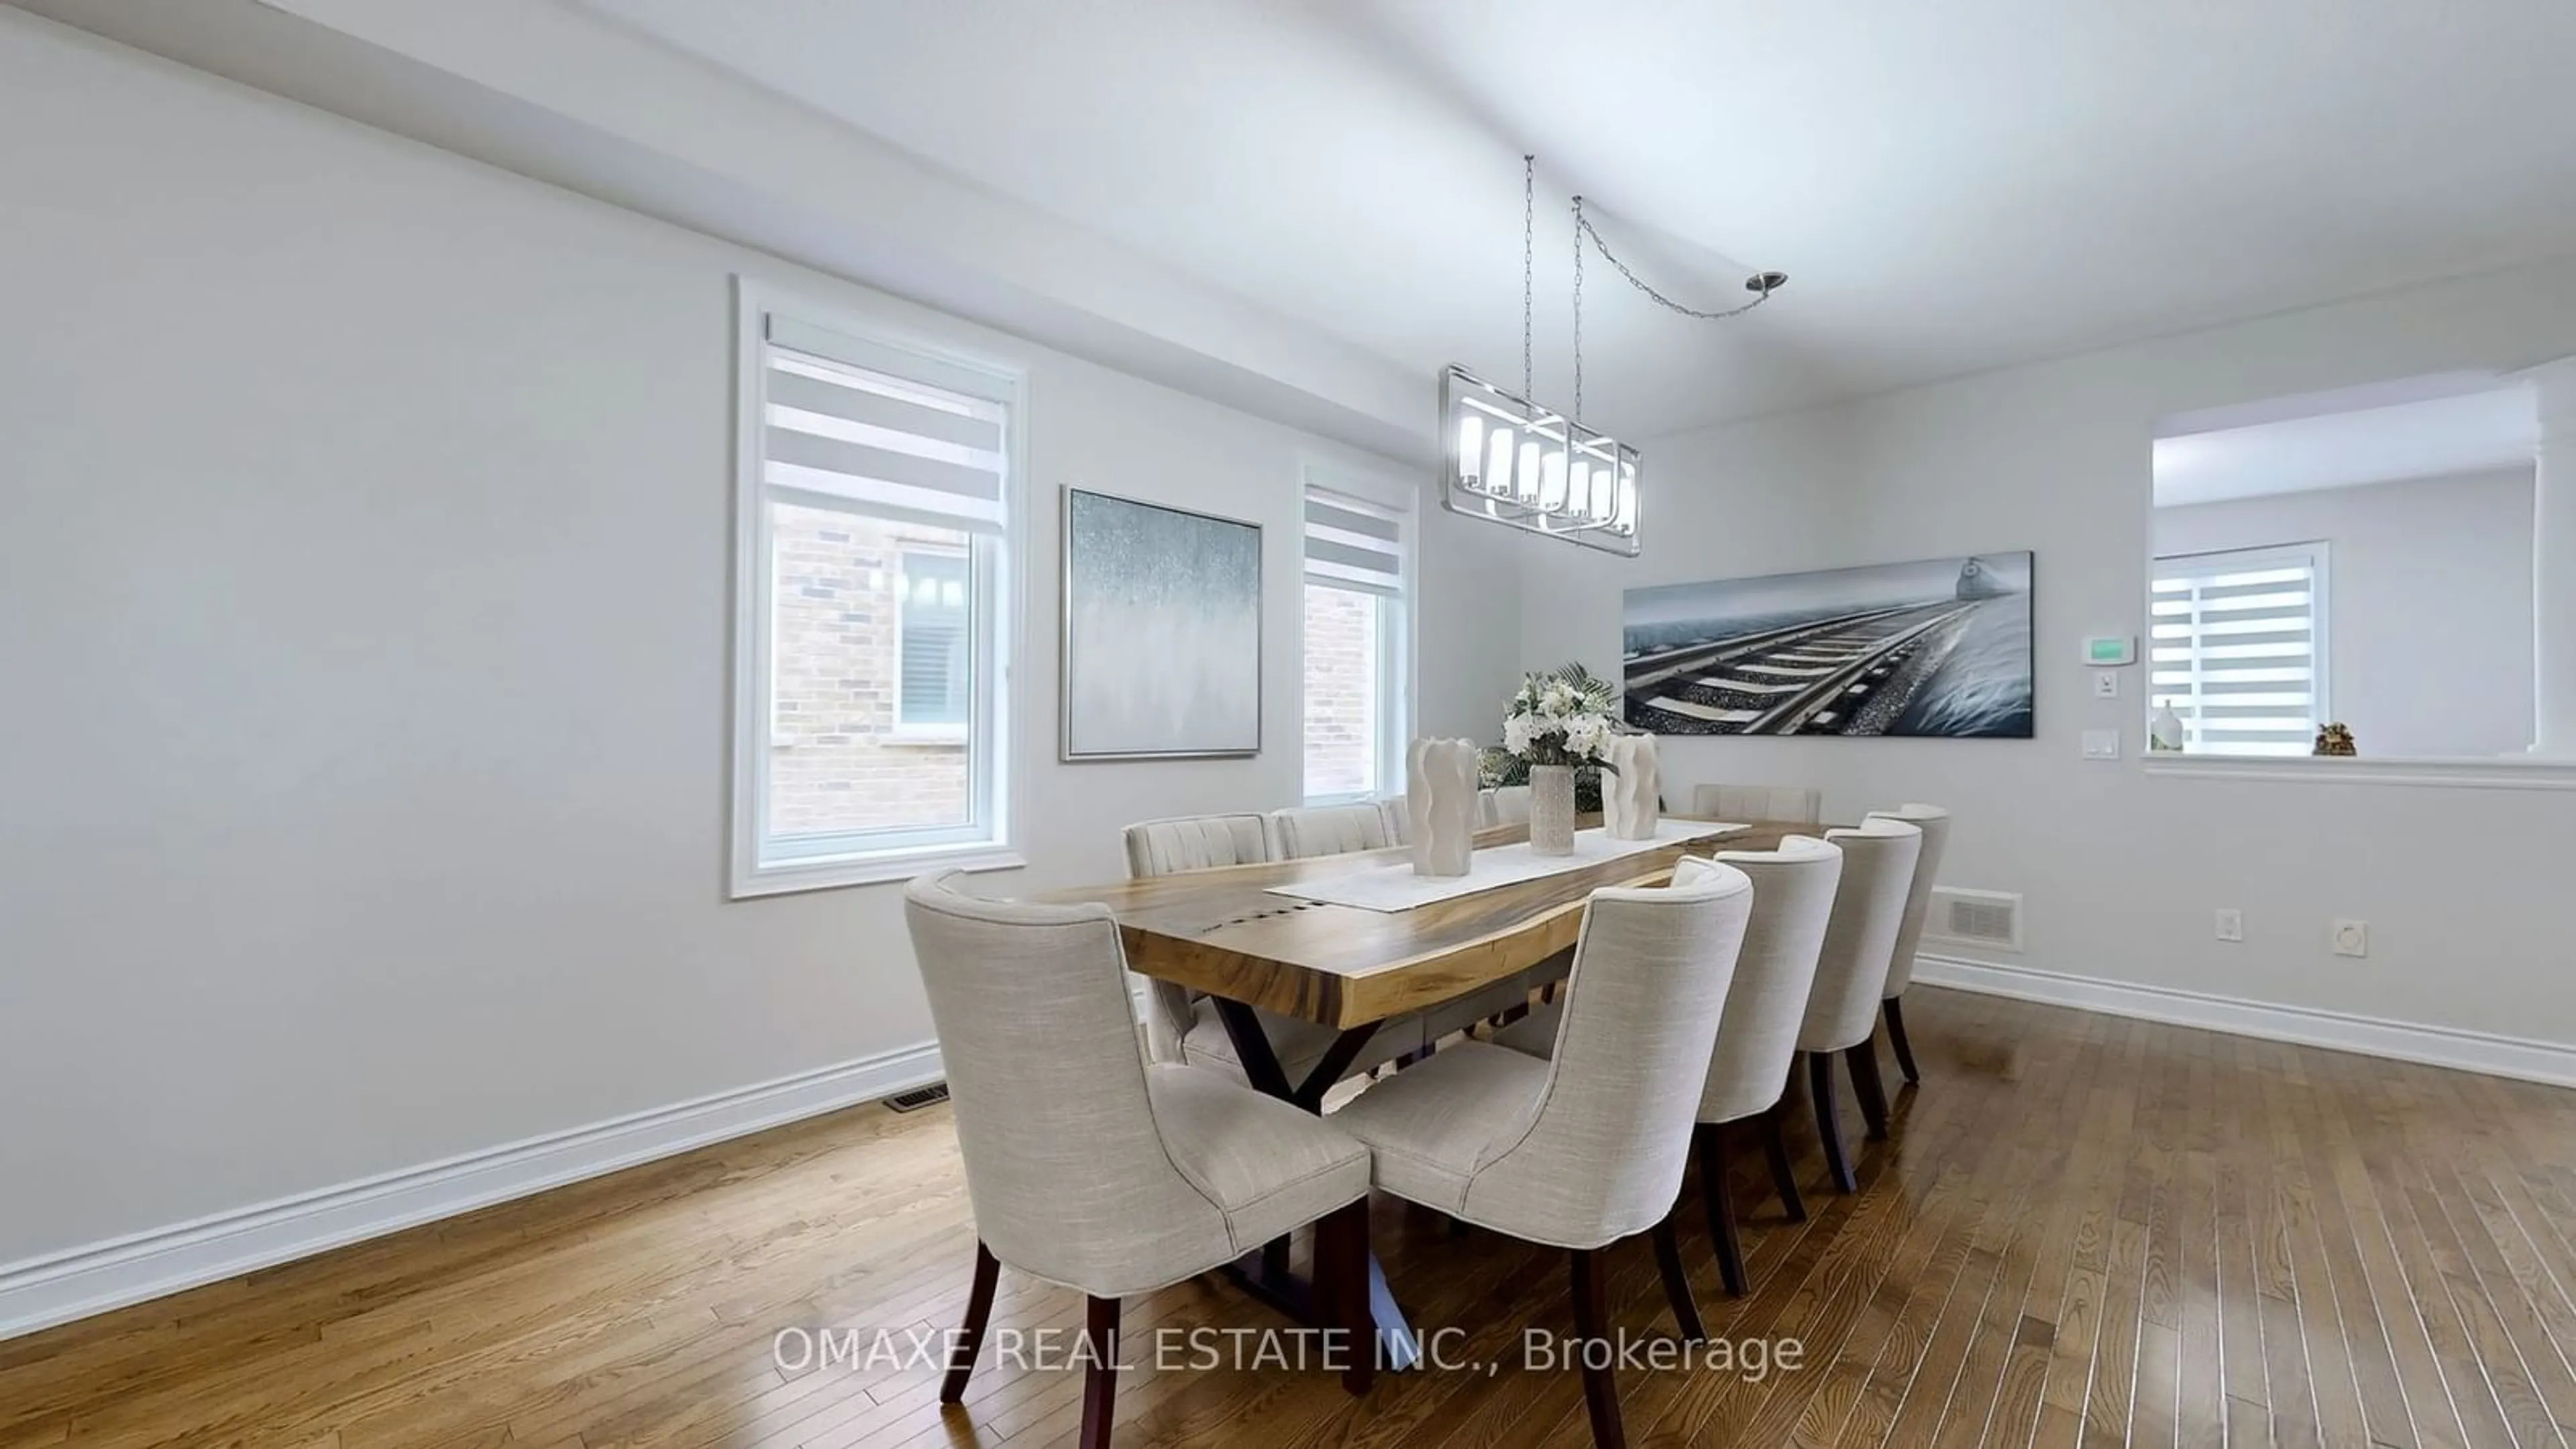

left=730, top=279, right=1025, bottom=897
left=1299, top=466, right=1415, bottom=806
left=2149, top=539, right=2332, bottom=757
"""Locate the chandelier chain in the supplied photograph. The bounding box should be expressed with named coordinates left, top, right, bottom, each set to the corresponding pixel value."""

left=1576, top=210, right=1779, bottom=321
left=1521, top=154, right=1535, bottom=406
left=1572, top=197, right=1585, bottom=426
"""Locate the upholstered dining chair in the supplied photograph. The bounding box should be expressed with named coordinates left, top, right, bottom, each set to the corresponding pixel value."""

left=1120, top=813, right=1426, bottom=1092
left=1332, top=866, right=1756, bottom=1449
left=1865, top=802, right=1951, bottom=1084
left=1794, top=818, right=1923, bottom=1193
left=1688, top=783, right=1823, bottom=824
left=1269, top=802, right=1396, bottom=859
left=1482, top=784, right=1533, bottom=826
left=1495, top=838, right=1840, bottom=1297
left=903, top=873, right=1377, bottom=1448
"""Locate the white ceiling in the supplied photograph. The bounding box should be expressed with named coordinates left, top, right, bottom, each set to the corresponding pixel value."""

left=2153, top=378, right=2538, bottom=507
left=579, top=0, right=2576, bottom=439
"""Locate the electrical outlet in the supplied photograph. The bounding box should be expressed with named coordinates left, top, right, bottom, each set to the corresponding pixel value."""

left=2094, top=670, right=2121, bottom=699
left=2215, top=908, right=2243, bottom=943
left=2332, top=919, right=2370, bottom=958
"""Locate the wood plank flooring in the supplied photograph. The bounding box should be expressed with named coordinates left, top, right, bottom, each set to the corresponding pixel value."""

left=7, top=987, right=2576, bottom=1447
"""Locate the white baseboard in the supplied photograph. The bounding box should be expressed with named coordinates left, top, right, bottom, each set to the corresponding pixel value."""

left=0, top=1042, right=943, bottom=1343
left=1914, top=954, right=2576, bottom=1089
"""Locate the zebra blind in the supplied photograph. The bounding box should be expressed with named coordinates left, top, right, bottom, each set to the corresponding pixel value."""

left=1303, top=484, right=1407, bottom=595
left=762, top=314, right=1009, bottom=533
left=2151, top=541, right=2329, bottom=756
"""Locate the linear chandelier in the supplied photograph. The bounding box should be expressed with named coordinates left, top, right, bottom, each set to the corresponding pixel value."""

left=1441, top=156, right=1785, bottom=557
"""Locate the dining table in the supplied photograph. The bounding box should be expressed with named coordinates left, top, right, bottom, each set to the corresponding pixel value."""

left=1032, top=814, right=1825, bottom=1367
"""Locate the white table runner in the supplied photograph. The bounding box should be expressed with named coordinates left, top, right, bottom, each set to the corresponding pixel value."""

left=1264, top=819, right=1747, bottom=913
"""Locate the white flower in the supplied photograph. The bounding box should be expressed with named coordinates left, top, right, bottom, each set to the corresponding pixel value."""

left=1501, top=714, right=1536, bottom=755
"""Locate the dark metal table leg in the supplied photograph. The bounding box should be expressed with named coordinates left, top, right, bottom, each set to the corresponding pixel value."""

left=1205, top=1000, right=1420, bottom=1370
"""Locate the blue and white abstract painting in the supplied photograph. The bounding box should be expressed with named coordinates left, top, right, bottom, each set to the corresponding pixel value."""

left=1062, top=488, right=1263, bottom=758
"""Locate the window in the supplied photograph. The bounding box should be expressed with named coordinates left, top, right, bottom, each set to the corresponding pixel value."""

left=2150, top=541, right=2330, bottom=757
left=733, top=288, right=1020, bottom=896
left=896, top=549, right=970, bottom=731
left=1301, top=478, right=1409, bottom=802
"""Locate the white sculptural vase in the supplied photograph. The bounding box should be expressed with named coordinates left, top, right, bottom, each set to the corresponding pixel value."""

left=1406, top=737, right=1479, bottom=877
left=1601, top=735, right=1660, bottom=841
left=1527, top=764, right=1576, bottom=857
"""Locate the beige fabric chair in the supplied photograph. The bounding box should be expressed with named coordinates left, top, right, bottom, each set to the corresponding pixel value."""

left=1497, top=840, right=1841, bottom=1297
left=1377, top=795, right=1410, bottom=845
left=1866, top=802, right=1952, bottom=1085
left=1483, top=784, right=1533, bottom=827
left=1795, top=818, right=1923, bottom=1193
left=1688, top=783, right=1823, bottom=824
left=902, top=873, right=1377, bottom=1442
left=1121, top=813, right=1269, bottom=878
left=1333, top=866, right=1755, bottom=1448
left=1120, top=812, right=1426, bottom=1085
left=1269, top=802, right=1396, bottom=858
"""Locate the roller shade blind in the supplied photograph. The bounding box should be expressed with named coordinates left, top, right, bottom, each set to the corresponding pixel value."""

left=761, top=313, right=1010, bottom=534
left=2151, top=541, right=2329, bottom=757
left=1303, top=484, right=1407, bottom=595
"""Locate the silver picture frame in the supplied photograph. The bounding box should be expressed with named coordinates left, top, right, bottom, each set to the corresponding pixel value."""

left=1059, top=485, right=1265, bottom=761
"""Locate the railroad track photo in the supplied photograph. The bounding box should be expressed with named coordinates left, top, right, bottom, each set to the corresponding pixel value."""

left=1621, top=553, right=2036, bottom=739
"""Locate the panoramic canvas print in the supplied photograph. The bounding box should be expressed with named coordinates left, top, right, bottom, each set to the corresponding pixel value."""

left=1061, top=488, right=1263, bottom=759
left=1623, top=551, right=2035, bottom=738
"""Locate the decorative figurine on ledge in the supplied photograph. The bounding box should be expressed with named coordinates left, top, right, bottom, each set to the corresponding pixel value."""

left=2313, top=722, right=2357, bottom=757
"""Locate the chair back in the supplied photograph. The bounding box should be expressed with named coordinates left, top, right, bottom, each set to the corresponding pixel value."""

left=1121, top=813, right=1271, bottom=879
left=1696, top=837, right=1843, bottom=1123
left=1798, top=818, right=1922, bottom=1053
left=1483, top=784, right=1533, bottom=826
left=1468, top=865, right=1754, bottom=1246
left=1377, top=796, right=1411, bottom=845
left=902, top=873, right=1225, bottom=1292
left=1269, top=802, right=1394, bottom=859
left=1866, top=802, right=1951, bottom=998
left=1689, top=783, right=1823, bottom=824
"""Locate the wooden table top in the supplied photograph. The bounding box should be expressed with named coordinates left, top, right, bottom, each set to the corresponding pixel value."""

left=1032, top=818, right=1821, bottom=1030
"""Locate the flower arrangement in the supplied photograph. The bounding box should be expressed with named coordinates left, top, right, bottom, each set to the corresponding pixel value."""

left=1501, top=664, right=1621, bottom=771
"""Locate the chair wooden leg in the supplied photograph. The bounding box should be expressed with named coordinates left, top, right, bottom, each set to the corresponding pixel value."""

left=1809, top=1051, right=1857, bottom=1193
left=1569, top=1247, right=1627, bottom=1449
left=1847, top=1042, right=1891, bottom=1142
left=1313, top=1199, right=1375, bottom=1395
left=1079, top=1294, right=1120, bottom=1449
left=941, top=1240, right=1000, bottom=1404
left=1694, top=1122, right=1748, bottom=1297
left=1649, top=1214, right=1705, bottom=1340
left=1884, top=996, right=1921, bottom=1083
left=1759, top=1104, right=1807, bottom=1223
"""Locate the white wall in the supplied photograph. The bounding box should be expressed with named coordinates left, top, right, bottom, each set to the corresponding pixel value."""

left=2154, top=468, right=2537, bottom=759
left=0, top=13, right=1519, bottom=1274
left=1525, top=254, right=2576, bottom=1053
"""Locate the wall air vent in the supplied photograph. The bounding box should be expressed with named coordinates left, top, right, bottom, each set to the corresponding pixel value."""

left=1927, top=888, right=2023, bottom=953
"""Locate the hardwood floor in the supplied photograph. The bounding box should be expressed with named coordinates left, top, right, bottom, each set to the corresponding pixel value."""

left=9, top=987, right=2576, bottom=1448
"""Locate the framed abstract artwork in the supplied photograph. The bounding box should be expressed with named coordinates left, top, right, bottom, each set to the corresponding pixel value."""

left=1060, top=487, right=1264, bottom=759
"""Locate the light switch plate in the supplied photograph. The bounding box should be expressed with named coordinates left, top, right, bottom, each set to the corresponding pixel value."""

left=2093, top=670, right=2121, bottom=699
left=2082, top=729, right=2122, bottom=760
left=2215, top=908, right=2243, bottom=943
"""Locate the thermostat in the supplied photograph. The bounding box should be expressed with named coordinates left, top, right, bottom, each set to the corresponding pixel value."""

left=2082, top=635, right=2137, bottom=667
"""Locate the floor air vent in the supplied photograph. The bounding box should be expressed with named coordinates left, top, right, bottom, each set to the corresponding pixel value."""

left=1926, top=888, right=2023, bottom=953
left=885, top=1082, right=951, bottom=1114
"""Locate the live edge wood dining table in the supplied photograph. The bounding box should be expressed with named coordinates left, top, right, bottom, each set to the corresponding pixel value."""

left=1032, top=815, right=1817, bottom=1366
